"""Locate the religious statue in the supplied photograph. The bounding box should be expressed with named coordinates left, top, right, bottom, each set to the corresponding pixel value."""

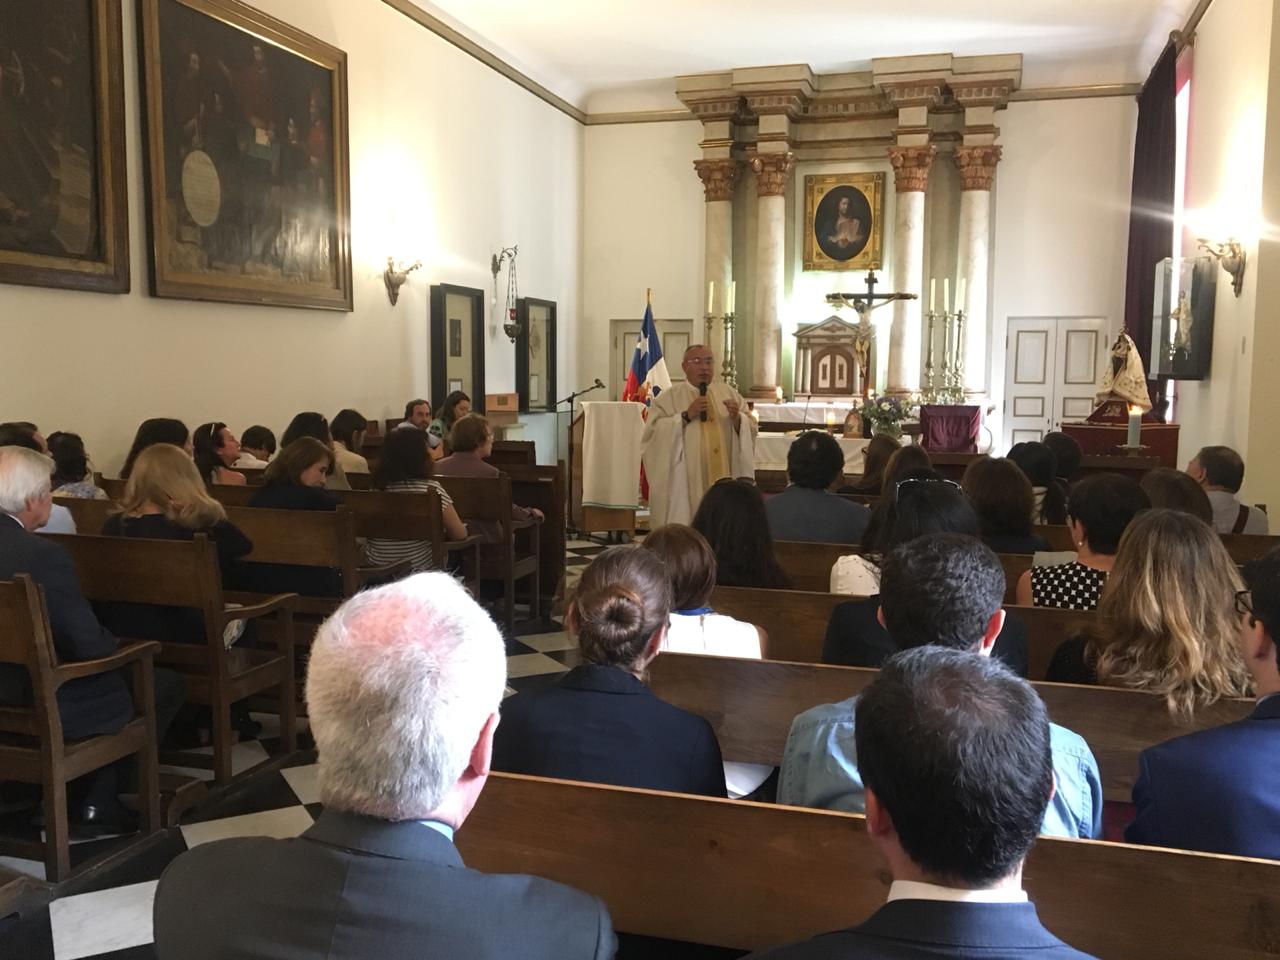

left=1090, top=331, right=1152, bottom=419
left=1169, top=291, right=1194, bottom=358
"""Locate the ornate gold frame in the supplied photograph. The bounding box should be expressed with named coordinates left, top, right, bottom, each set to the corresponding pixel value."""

left=0, top=0, right=130, bottom=293
left=138, top=0, right=353, bottom=310
left=803, top=172, right=885, bottom=272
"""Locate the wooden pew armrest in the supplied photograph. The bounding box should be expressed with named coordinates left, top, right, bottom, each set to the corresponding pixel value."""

left=52, top=640, right=161, bottom=685
left=511, top=517, right=538, bottom=530
left=357, top=559, right=412, bottom=585
left=446, top=534, right=483, bottom=552
left=222, top=592, right=300, bottom=621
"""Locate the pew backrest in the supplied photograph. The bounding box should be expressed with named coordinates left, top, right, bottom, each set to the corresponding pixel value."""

left=458, top=773, right=1280, bottom=959
left=56, top=497, right=118, bottom=535
left=221, top=506, right=359, bottom=595
left=647, top=653, right=1253, bottom=801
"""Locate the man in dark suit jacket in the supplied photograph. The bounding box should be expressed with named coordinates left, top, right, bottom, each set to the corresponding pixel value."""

left=0, top=447, right=184, bottom=830
left=765, top=431, right=870, bottom=545
left=1126, top=547, right=1280, bottom=859
left=752, top=648, right=1095, bottom=960
left=153, top=572, right=615, bottom=960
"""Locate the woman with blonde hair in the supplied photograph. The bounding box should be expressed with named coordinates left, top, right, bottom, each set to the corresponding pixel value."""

left=1047, top=509, right=1250, bottom=716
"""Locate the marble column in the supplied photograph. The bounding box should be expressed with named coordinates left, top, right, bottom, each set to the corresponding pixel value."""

left=749, top=152, right=794, bottom=398
left=954, top=145, right=1002, bottom=398
left=886, top=146, right=936, bottom=396
left=693, top=159, right=741, bottom=368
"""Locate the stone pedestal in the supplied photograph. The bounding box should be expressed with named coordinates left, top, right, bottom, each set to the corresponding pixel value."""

left=954, top=145, right=1001, bottom=397
left=749, top=152, right=794, bottom=398
left=886, top=146, right=935, bottom=396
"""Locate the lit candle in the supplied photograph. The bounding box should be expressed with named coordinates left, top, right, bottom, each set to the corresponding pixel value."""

left=943, top=278, right=950, bottom=314
left=929, top=278, right=936, bottom=313
left=1127, top=405, right=1142, bottom=449
left=707, top=281, right=715, bottom=315
left=775, top=385, right=784, bottom=403
left=728, top=280, right=736, bottom=315
left=825, top=408, right=836, bottom=427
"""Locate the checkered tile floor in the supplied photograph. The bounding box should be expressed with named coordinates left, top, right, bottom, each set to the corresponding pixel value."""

left=0, top=540, right=625, bottom=959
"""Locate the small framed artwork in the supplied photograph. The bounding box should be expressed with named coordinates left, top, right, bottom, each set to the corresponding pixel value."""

left=516, top=297, right=557, bottom=413
left=803, top=172, right=885, bottom=272
left=138, top=0, right=353, bottom=310
left=0, top=0, right=130, bottom=293
left=430, top=283, right=485, bottom=411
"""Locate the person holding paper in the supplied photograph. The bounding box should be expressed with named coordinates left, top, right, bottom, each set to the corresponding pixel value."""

left=641, top=344, right=757, bottom=526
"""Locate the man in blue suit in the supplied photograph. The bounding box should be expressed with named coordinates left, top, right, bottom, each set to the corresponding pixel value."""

left=1126, top=547, right=1280, bottom=859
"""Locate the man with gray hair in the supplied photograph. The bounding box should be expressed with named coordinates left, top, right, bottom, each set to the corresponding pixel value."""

left=0, top=446, right=184, bottom=834
left=154, top=572, right=617, bottom=960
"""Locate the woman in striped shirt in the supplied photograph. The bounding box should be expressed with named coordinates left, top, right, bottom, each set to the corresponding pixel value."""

left=364, top=426, right=468, bottom=572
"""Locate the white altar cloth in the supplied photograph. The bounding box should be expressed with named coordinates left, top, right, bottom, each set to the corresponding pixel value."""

left=754, top=435, right=870, bottom=472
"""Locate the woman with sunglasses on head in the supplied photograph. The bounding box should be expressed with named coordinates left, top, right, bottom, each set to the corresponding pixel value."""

left=1015, top=473, right=1151, bottom=611
left=193, top=422, right=247, bottom=487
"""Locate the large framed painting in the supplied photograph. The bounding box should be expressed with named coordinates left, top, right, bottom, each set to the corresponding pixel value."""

left=430, top=284, right=486, bottom=412
left=516, top=297, right=557, bottom=413
left=803, top=172, right=885, bottom=272
left=138, top=0, right=352, bottom=310
left=0, top=0, right=130, bottom=293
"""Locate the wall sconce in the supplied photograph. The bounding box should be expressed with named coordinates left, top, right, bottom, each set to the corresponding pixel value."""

left=491, top=245, right=520, bottom=342
left=384, top=256, right=421, bottom=306
left=1197, top=239, right=1246, bottom=297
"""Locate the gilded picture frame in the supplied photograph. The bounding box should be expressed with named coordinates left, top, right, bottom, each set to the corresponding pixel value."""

left=138, top=0, right=353, bottom=310
left=0, top=0, right=130, bottom=293
left=803, top=172, right=885, bottom=272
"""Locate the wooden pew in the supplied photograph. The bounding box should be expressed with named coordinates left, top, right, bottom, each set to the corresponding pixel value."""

left=648, top=653, right=1253, bottom=802
left=458, top=773, right=1280, bottom=959
left=44, top=533, right=297, bottom=784
left=926, top=452, right=1162, bottom=484
left=501, top=462, right=566, bottom=615
left=710, top=585, right=1093, bottom=680
left=56, top=497, right=117, bottom=535
left=1033, top=524, right=1278, bottom=564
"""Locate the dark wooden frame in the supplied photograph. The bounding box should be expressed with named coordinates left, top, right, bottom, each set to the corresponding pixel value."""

left=430, top=283, right=486, bottom=411
left=137, top=0, right=353, bottom=310
left=0, top=0, right=130, bottom=293
left=515, top=297, right=557, bottom=412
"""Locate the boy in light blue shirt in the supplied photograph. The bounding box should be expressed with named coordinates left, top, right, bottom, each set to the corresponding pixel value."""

left=777, top=532, right=1103, bottom=839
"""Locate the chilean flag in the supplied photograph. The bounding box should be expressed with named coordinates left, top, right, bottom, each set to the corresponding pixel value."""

left=621, top=303, right=671, bottom=404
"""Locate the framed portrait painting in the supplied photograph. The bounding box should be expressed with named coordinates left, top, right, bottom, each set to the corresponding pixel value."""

left=430, top=284, right=486, bottom=413
left=0, top=0, right=130, bottom=293
left=138, top=0, right=352, bottom=310
left=803, top=172, right=885, bottom=272
left=516, top=297, right=557, bottom=413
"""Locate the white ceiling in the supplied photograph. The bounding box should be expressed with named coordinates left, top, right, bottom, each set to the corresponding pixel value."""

left=411, top=0, right=1194, bottom=111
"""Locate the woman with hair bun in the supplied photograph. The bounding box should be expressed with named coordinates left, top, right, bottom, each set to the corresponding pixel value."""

left=492, top=546, right=727, bottom=797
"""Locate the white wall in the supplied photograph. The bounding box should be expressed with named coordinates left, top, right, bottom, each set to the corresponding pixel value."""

left=1251, top=2, right=1280, bottom=512
left=1177, top=0, right=1276, bottom=508
left=580, top=119, right=704, bottom=392
left=990, top=97, right=1137, bottom=449
left=1, top=0, right=582, bottom=473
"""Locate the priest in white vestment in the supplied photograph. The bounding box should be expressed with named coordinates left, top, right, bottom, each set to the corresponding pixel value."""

left=642, top=344, right=757, bottom=526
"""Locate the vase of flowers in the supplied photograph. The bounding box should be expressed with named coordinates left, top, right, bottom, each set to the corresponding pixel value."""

left=859, top=395, right=909, bottom=438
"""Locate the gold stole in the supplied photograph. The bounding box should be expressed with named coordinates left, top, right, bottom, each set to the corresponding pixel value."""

left=698, top=395, right=731, bottom=485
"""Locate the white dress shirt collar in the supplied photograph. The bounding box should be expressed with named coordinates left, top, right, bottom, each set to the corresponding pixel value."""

left=887, top=880, right=1028, bottom=905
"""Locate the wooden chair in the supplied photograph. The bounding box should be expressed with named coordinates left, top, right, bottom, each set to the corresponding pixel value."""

left=0, top=576, right=161, bottom=880
left=709, top=585, right=1094, bottom=680
left=45, top=534, right=298, bottom=785
left=648, top=653, right=1253, bottom=802
left=458, top=773, right=1280, bottom=959
left=436, top=475, right=540, bottom=631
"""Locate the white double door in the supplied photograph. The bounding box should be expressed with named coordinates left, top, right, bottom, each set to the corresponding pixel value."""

left=609, top=318, right=695, bottom=398
left=1002, top=317, right=1109, bottom=451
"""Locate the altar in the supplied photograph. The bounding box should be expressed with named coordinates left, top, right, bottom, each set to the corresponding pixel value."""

left=753, top=399, right=862, bottom=432
left=754, top=434, right=869, bottom=472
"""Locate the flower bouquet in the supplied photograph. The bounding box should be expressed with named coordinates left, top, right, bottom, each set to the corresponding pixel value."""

left=858, top=395, right=911, bottom=437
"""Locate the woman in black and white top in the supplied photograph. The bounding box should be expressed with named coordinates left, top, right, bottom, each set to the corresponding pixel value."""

left=365, top=426, right=468, bottom=572
left=1015, top=473, right=1150, bottom=611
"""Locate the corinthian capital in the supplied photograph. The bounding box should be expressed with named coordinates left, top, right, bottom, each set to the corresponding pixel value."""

left=953, top=145, right=1003, bottom=191
left=887, top=145, right=937, bottom=193
left=751, top=152, right=795, bottom=198
left=693, top=159, right=742, bottom=202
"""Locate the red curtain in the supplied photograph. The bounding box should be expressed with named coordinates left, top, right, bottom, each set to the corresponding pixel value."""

left=1122, top=41, right=1178, bottom=408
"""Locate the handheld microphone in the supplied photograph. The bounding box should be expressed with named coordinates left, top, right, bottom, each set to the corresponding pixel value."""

left=698, top=381, right=708, bottom=421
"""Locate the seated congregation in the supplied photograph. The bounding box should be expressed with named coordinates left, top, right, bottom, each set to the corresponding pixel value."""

left=1, top=413, right=1278, bottom=959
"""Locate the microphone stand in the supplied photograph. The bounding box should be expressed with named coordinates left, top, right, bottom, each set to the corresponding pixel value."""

left=557, top=379, right=606, bottom=537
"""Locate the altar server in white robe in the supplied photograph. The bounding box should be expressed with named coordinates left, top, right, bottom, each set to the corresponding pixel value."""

left=642, top=344, right=757, bottom=526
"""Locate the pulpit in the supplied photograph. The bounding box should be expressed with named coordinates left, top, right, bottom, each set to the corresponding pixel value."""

left=1060, top=421, right=1180, bottom=468
left=919, top=405, right=981, bottom=453
left=570, top=402, right=643, bottom=535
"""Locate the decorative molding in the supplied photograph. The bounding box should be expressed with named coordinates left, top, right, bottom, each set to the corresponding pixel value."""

left=1008, top=83, right=1141, bottom=102
left=953, top=145, right=1003, bottom=190
left=879, top=80, right=946, bottom=108
left=751, top=153, right=796, bottom=197
left=584, top=109, right=695, bottom=126
left=887, top=145, right=937, bottom=192
left=380, top=0, right=586, bottom=123
left=950, top=80, right=1017, bottom=108
left=693, top=159, right=742, bottom=202
left=744, top=91, right=807, bottom=119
